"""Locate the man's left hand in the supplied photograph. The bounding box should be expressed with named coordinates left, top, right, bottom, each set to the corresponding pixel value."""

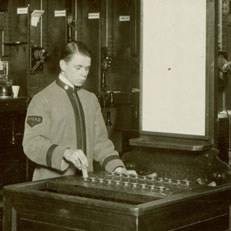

left=113, top=167, right=137, bottom=176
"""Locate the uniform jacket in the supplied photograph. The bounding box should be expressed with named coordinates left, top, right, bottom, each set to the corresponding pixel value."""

left=23, top=80, right=124, bottom=180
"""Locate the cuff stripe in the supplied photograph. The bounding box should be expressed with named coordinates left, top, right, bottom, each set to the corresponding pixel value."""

left=102, top=155, right=121, bottom=169
left=46, top=144, right=58, bottom=168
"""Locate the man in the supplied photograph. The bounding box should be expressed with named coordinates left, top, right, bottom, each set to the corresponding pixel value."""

left=23, top=41, right=127, bottom=180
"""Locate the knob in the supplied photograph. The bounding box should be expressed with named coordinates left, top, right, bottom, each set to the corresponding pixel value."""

left=158, top=186, right=165, bottom=192
left=184, top=179, right=190, bottom=187
left=164, top=178, right=172, bottom=184
left=148, top=175, right=156, bottom=181
left=108, top=91, right=114, bottom=107
left=89, top=177, right=96, bottom=183
left=106, top=111, right=112, bottom=126
left=140, top=183, right=146, bottom=190
left=106, top=179, right=112, bottom=185
left=131, top=182, right=138, bottom=189
left=123, top=182, right=129, bottom=187
left=114, top=180, right=120, bottom=186
left=83, top=177, right=88, bottom=182
left=98, top=178, right=104, bottom=184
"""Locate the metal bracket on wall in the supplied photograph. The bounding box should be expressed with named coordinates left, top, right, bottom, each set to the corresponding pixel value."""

left=30, top=45, right=48, bottom=74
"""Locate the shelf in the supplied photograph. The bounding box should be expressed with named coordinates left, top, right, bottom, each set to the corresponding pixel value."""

left=129, top=136, right=213, bottom=151
left=4, top=41, right=27, bottom=46
left=0, top=97, right=27, bottom=112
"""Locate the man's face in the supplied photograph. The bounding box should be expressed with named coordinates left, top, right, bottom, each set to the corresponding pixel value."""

left=61, top=54, right=91, bottom=87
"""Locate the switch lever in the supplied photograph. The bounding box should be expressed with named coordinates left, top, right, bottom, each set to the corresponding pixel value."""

left=82, top=167, right=88, bottom=179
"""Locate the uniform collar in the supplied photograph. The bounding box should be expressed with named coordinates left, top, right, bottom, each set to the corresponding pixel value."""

left=59, top=73, right=74, bottom=88
left=56, top=73, right=81, bottom=92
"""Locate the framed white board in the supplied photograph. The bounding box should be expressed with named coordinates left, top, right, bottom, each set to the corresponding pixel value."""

left=141, top=0, right=207, bottom=137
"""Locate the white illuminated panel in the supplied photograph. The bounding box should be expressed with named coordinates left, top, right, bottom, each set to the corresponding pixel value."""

left=142, top=0, right=206, bottom=136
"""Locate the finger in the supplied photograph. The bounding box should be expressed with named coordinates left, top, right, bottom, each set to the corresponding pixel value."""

left=76, top=150, right=88, bottom=167
left=73, top=158, right=82, bottom=170
left=127, top=170, right=137, bottom=176
left=71, top=154, right=87, bottom=170
left=82, top=166, right=88, bottom=178
left=64, top=149, right=83, bottom=170
left=71, top=153, right=82, bottom=169
left=114, top=167, right=126, bottom=174
left=147, top=172, right=157, bottom=178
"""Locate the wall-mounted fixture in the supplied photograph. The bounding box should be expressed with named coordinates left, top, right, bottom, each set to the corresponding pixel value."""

left=223, top=0, right=230, bottom=15
left=101, top=47, right=112, bottom=90
left=30, top=45, right=48, bottom=74
left=218, top=52, right=231, bottom=73
left=67, top=13, right=75, bottom=42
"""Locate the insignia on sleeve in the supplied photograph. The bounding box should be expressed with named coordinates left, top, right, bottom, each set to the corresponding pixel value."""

left=27, top=116, right=43, bottom=127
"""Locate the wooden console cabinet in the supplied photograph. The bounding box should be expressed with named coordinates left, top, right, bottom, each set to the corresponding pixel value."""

left=0, top=97, right=28, bottom=230
left=3, top=173, right=231, bottom=231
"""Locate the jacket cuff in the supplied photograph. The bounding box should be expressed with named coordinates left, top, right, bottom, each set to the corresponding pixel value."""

left=46, top=145, right=68, bottom=171
left=102, top=155, right=125, bottom=172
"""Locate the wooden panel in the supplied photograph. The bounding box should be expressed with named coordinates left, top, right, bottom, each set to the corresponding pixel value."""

left=0, top=98, right=27, bottom=189
left=7, top=0, right=29, bottom=97
left=29, top=0, right=66, bottom=97
left=0, top=148, right=27, bottom=187
left=4, top=193, right=134, bottom=231
left=0, top=98, right=27, bottom=112
left=77, top=0, right=101, bottom=95
left=0, top=98, right=27, bottom=147
left=106, top=0, right=139, bottom=92
left=19, top=219, right=85, bottom=231
left=139, top=192, right=230, bottom=230
left=3, top=173, right=231, bottom=231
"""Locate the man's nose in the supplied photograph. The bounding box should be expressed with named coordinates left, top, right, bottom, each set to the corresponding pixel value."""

left=81, top=68, right=88, bottom=76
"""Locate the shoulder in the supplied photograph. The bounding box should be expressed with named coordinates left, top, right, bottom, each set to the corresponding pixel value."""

left=79, top=88, right=99, bottom=102
left=29, top=81, right=60, bottom=108
left=35, top=81, right=61, bottom=97
left=32, top=81, right=64, bottom=102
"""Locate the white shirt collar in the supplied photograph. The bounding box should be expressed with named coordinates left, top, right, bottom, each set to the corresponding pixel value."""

left=59, top=73, right=74, bottom=88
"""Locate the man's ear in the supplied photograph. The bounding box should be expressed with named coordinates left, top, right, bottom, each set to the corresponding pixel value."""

left=59, top=59, right=67, bottom=72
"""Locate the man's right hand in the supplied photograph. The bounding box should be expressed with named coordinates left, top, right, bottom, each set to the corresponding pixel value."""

left=64, top=149, right=88, bottom=170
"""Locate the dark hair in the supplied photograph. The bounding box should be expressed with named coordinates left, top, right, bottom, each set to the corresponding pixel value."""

left=61, top=41, right=91, bottom=62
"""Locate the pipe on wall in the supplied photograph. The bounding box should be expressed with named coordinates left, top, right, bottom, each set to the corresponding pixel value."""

left=218, top=0, right=223, bottom=51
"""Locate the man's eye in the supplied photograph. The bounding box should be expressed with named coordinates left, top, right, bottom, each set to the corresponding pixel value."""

left=75, top=67, right=81, bottom=70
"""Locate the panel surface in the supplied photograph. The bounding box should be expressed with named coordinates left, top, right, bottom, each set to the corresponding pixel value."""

left=141, top=0, right=207, bottom=136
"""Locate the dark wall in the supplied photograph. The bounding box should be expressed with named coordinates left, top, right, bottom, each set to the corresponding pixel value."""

left=220, top=5, right=231, bottom=110
left=6, top=0, right=28, bottom=97
left=3, top=0, right=68, bottom=97
left=77, top=0, right=101, bottom=94
left=0, top=0, right=9, bottom=11
left=2, top=0, right=140, bottom=153
left=29, top=0, right=67, bottom=96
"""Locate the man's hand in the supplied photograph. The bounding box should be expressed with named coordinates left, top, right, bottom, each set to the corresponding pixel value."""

left=64, top=149, right=88, bottom=170
left=113, top=167, right=137, bottom=176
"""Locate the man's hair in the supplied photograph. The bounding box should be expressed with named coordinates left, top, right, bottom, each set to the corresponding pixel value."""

left=61, top=41, right=91, bottom=62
